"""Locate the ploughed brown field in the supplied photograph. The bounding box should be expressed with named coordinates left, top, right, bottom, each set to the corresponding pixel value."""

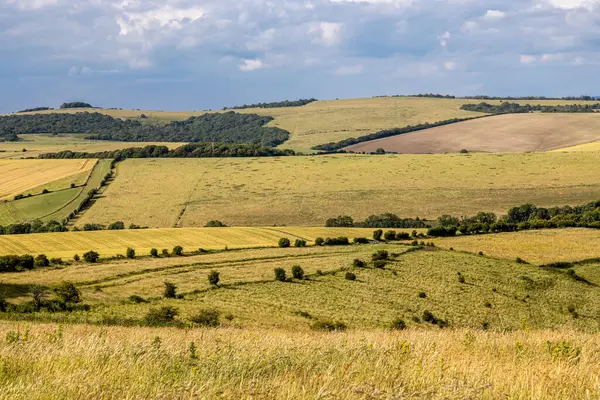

left=344, top=113, right=600, bottom=154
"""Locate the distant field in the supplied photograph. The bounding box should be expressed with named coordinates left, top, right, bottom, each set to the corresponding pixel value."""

left=433, top=228, right=600, bottom=264
left=0, top=159, right=111, bottom=225
left=345, top=113, right=600, bottom=154
left=552, top=140, right=600, bottom=152
left=77, top=152, right=600, bottom=227
left=0, top=159, right=94, bottom=200
left=0, top=134, right=185, bottom=159
left=10, top=98, right=600, bottom=153
left=0, top=227, right=378, bottom=259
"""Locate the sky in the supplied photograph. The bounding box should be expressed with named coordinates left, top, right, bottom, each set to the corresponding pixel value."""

left=1, top=0, right=599, bottom=113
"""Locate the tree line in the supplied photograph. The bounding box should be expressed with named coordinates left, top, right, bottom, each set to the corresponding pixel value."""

left=326, top=213, right=431, bottom=228
left=16, top=107, right=54, bottom=113
left=0, top=111, right=290, bottom=146
left=61, top=102, right=93, bottom=109
left=460, top=102, right=600, bottom=114
left=224, top=98, right=318, bottom=110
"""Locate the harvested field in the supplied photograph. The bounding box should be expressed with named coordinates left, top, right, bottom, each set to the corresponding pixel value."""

left=0, top=159, right=95, bottom=200
left=77, top=152, right=600, bottom=227
left=345, top=113, right=600, bottom=154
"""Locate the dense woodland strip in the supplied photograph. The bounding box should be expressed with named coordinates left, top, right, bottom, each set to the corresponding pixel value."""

left=460, top=102, right=600, bottom=114
left=38, top=143, right=295, bottom=160
left=375, top=94, right=599, bottom=100
left=312, top=117, right=484, bottom=151
left=60, top=102, right=93, bottom=109
left=0, top=112, right=290, bottom=146
left=224, top=98, right=318, bottom=110
left=16, top=107, right=54, bottom=113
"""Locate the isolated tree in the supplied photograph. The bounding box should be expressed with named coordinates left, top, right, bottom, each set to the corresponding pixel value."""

left=278, top=238, right=291, bottom=248
left=163, top=281, right=177, bottom=298
left=291, top=265, right=305, bottom=280
left=83, top=251, right=99, bottom=263
left=208, top=270, right=220, bottom=286
left=54, top=281, right=81, bottom=304
left=274, top=268, right=287, bottom=282
left=172, top=246, right=184, bottom=256
left=373, top=229, right=383, bottom=241
left=150, top=248, right=159, bottom=257
left=34, top=254, right=49, bottom=267
left=126, top=248, right=135, bottom=259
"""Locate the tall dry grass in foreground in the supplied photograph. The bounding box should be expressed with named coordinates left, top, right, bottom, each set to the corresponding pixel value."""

left=0, top=322, right=598, bottom=399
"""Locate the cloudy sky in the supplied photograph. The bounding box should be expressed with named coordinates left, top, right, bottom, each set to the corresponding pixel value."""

left=1, top=0, right=599, bottom=112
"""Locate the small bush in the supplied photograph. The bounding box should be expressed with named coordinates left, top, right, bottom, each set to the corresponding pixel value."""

left=353, top=259, right=366, bottom=268
left=567, top=304, right=579, bottom=318
left=478, top=251, right=484, bottom=256
left=161, top=249, right=169, bottom=257
left=126, top=248, right=135, bottom=259
left=291, top=265, right=305, bottom=280
left=418, top=291, right=427, bottom=298
left=208, top=270, right=220, bottom=286
left=107, top=221, right=125, bottom=230
left=274, top=268, right=287, bottom=282
left=294, top=239, right=307, bottom=247
left=50, top=258, right=63, bottom=265
left=345, top=272, right=356, bottom=281
left=353, top=237, right=370, bottom=244
left=484, top=301, right=492, bottom=308
left=396, top=232, right=410, bottom=240
left=311, top=320, right=347, bottom=331
left=383, top=230, right=397, bottom=241
left=390, top=318, right=406, bottom=330
left=458, top=274, right=466, bottom=284
left=172, top=246, right=184, bottom=256
left=373, top=229, right=383, bottom=241
left=372, top=250, right=389, bottom=261
left=83, top=251, right=99, bottom=263
left=145, top=306, right=179, bottom=326
left=373, top=260, right=387, bottom=269
left=163, top=281, right=177, bottom=298
left=73, top=254, right=80, bottom=262
left=204, top=220, right=226, bottom=227
left=314, top=237, right=324, bottom=246
left=150, top=248, right=159, bottom=257
left=190, top=308, right=220, bottom=327
left=54, top=282, right=81, bottom=304
left=324, top=237, right=350, bottom=246
left=34, top=254, right=49, bottom=268
left=422, top=310, right=448, bottom=328
left=128, top=295, right=148, bottom=304
left=516, top=257, right=529, bottom=264
left=278, top=238, right=291, bottom=248
left=316, top=269, right=324, bottom=276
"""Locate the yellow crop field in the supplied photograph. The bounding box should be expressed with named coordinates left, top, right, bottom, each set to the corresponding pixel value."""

left=0, top=134, right=186, bottom=160
left=552, top=140, right=600, bottom=152
left=77, top=152, right=600, bottom=228
left=433, top=228, right=600, bottom=264
left=0, top=159, right=95, bottom=200
left=0, top=227, right=378, bottom=259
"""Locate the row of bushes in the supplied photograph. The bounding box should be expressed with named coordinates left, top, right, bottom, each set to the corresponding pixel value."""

left=326, top=214, right=431, bottom=229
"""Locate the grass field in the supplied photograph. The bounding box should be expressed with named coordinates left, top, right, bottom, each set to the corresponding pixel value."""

left=76, top=152, right=600, bottom=227
left=433, top=228, right=600, bottom=265
left=0, top=159, right=111, bottom=225
left=0, top=134, right=185, bottom=159
left=0, top=159, right=95, bottom=200
left=345, top=113, right=600, bottom=154
left=0, top=323, right=598, bottom=399
left=552, top=140, right=600, bottom=152
left=0, top=227, right=378, bottom=259
left=10, top=97, right=600, bottom=153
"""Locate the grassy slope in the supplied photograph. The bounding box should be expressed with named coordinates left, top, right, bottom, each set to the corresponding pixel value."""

left=77, top=152, right=600, bottom=227
left=345, top=113, right=600, bottom=154
left=0, top=159, right=112, bottom=225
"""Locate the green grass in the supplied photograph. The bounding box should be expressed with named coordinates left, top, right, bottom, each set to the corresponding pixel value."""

left=76, top=152, right=600, bottom=227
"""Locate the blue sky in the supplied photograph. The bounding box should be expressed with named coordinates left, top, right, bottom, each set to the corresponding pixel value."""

left=1, top=0, right=599, bottom=113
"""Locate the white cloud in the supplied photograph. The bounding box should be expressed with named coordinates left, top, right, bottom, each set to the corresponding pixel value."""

left=309, top=22, right=343, bottom=46
left=4, top=0, right=59, bottom=10
left=520, top=55, right=537, bottom=64
left=483, top=10, right=506, bottom=19
left=239, top=59, right=264, bottom=72
left=438, top=31, right=450, bottom=47
left=335, top=64, right=364, bottom=75
left=443, top=61, right=458, bottom=70
left=116, top=5, right=204, bottom=36
left=545, top=0, right=596, bottom=9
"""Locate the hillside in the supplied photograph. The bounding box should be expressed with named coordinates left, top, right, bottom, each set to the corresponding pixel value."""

left=76, top=152, right=600, bottom=228
left=344, top=113, right=600, bottom=154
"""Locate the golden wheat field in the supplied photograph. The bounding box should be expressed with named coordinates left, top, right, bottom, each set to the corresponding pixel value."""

left=75, top=152, right=600, bottom=228
left=345, top=113, right=600, bottom=154
left=0, top=159, right=95, bottom=200
left=433, top=228, right=600, bottom=265
left=0, top=227, right=378, bottom=259
left=0, top=323, right=597, bottom=400
left=552, top=140, right=600, bottom=152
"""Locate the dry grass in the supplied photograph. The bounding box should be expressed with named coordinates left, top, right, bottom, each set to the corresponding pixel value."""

left=552, top=140, right=600, bottom=152
left=433, top=228, right=600, bottom=264
left=0, top=227, right=378, bottom=259
left=77, top=152, right=600, bottom=227
left=0, top=159, right=95, bottom=200
left=345, top=113, right=600, bottom=154
left=0, top=322, right=598, bottom=399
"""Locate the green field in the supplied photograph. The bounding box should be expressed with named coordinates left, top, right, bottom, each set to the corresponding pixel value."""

left=75, top=152, right=600, bottom=228
left=0, top=159, right=112, bottom=225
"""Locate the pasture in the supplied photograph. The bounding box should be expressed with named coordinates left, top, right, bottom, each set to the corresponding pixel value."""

left=77, top=152, right=600, bottom=228
left=344, top=113, right=600, bottom=154
left=0, top=159, right=94, bottom=200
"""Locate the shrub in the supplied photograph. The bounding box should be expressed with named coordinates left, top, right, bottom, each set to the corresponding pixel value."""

left=353, top=259, right=366, bottom=268
left=345, top=272, right=356, bottom=281
left=516, top=257, right=529, bottom=264
left=396, top=232, right=410, bottom=240
left=190, top=308, right=220, bottom=327
left=0, top=294, right=7, bottom=312
left=34, top=254, right=49, bottom=268
left=458, top=274, right=466, bottom=284
left=204, top=220, right=226, bottom=227
left=291, top=265, right=305, bottom=280
left=373, top=260, right=387, bottom=269
left=418, top=291, right=427, bottom=298
left=83, top=251, right=99, bottom=263
left=150, top=248, right=159, bottom=257
left=278, top=238, right=291, bottom=248
left=54, top=282, right=81, bottom=303
left=427, top=226, right=458, bottom=237
left=172, top=246, right=184, bottom=256
left=274, top=267, right=287, bottom=282
left=311, top=320, right=347, bottom=331
left=163, top=281, right=177, bottom=298
left=324, top=237, right=350, bottom=246
left=161, top=249, right=169, bottom=257
left=128, top=295, right=148, bottom=303
left=484, top=301, right=492, bottom=308
left=390, top=318, right=406, bottom=330
left=478, top=251, right=484, bottom=256
left=107, top=221, right=125, bottom=230
left=314, top=237, right=324, bottom=246
left=373, top=229, right=383, bottom=241
left=208, top=270, right=220, bottom=286
left=383, top=230, right=397, bottom=241
left=353, top=237, right=369, bottom=244
left=126, top=248, right=135, bottom=259
left=73, top=254, right=80, bottom=262
left=145, top=306, right=179, bottom=326
left=372, top=250, right=389, bottom=261
left=294, top=239, right=307, bottom=247
left=50, top=258, right=63, bottom=265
